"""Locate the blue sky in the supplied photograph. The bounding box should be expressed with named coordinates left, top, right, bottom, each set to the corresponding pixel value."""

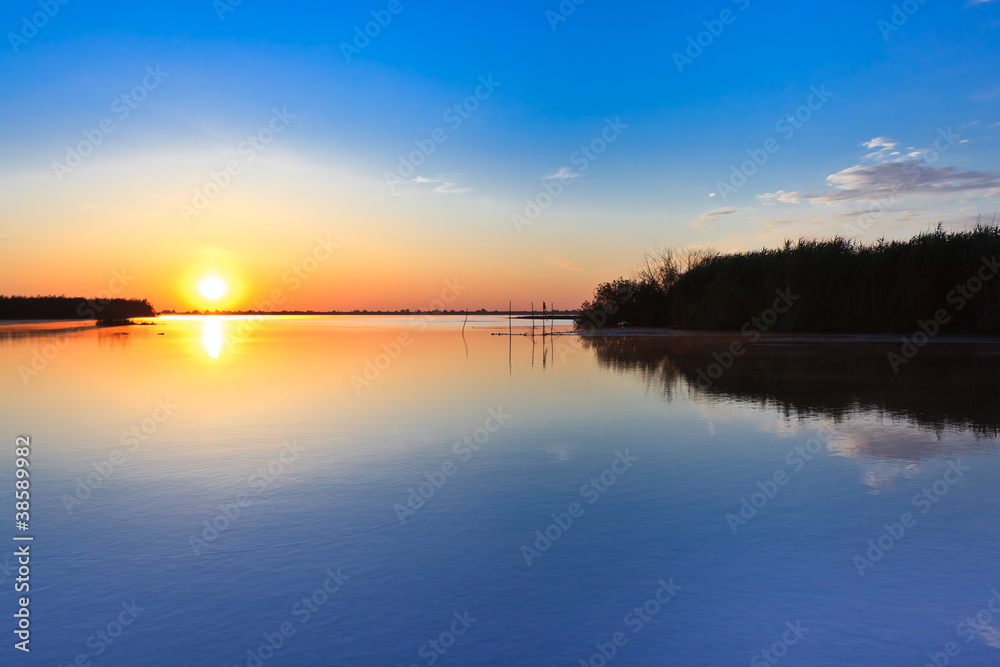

left=0, top=0, right=998, bottom=309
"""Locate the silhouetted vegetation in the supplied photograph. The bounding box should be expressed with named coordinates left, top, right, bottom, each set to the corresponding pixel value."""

left=0, top=296, right=156, bottom=320
left=577, top=224, right=1000, bottom=334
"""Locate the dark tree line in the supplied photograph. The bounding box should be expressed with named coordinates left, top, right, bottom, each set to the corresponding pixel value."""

left=0, top=295, right=156, bottom=320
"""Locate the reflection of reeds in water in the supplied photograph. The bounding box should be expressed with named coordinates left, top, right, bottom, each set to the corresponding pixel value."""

left=581, top=334, right=1000, bottom=439
left=97, top=330, right=132, bottom=349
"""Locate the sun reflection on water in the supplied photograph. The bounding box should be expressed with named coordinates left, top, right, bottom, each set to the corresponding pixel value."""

left=202, top=317, right=223, bottom=359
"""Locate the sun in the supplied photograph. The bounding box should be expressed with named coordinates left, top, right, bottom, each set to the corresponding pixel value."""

left=198, top=276, right=228, bottom=301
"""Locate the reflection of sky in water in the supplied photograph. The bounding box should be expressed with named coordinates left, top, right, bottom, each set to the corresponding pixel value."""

left=0, top=317, right=997, bottom=666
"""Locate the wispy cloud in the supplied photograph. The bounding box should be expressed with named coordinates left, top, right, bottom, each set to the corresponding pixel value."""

left=758, top=191, right=799, bottom=205
left=542, top=166, right=581, bottom=181
left=393, top=175, right=472, bottom=195
left=547, top=256, right=583, bottom=271
left=860, top=137, right=900, bottom=163
left=692, top=207, right=738, bottom=228
left=862, top=137, right=897, bottom=150
left=759, top=161, right=1000, bottom=205
left=432, top=182, right=472, bottom=194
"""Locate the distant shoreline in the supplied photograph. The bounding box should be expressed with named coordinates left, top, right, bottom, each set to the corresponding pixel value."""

left=160, top=311, right=578, bottom=318
left=569, top=328, right=1000, bottom=343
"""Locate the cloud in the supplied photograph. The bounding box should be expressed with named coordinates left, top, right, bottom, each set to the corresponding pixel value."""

left=757, top=190, right=801, bottom=205
left=763, top=160, right=1000, bottom=205
left=860, top=137, right=900, bottom=163
left=392, top=176, right=472, bottom=197
left=547, top=256, right=583, bottom=271
left=432, top=182, right=472, bottom=194
left=862, top=137, right=898, bottom=150
left=692, top=207, right=738, bottom=228
left=543, top=166, right=581, bottom=181
left=758, top=135, right=1000, bottom=207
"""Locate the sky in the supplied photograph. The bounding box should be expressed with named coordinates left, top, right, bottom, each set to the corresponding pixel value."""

left=0, top=0, right=998, bottom=311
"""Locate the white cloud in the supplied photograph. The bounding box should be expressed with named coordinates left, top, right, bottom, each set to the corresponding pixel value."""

left=860, top=137, right=900, bottom=163
left=862, top=137, right=898, bottom=150
left=757, top=190, right=801, bottom=204
left=542, top=166, right=581, bottom=181
left=433, top=182, right=472, bottom=194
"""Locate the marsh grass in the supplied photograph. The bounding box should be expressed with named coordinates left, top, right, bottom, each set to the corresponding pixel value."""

left=577, top=224, right=1000, bottom=334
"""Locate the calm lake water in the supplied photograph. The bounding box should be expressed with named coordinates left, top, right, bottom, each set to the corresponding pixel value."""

left=1, top=315, right=999, bottom=666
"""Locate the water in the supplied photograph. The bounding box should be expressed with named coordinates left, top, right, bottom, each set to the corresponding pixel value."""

left=1, top=316, right=999, bottom=666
